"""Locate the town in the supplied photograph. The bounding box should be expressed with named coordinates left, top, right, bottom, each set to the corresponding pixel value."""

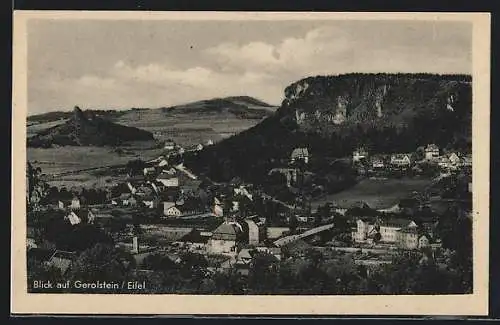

left=26, top=137, right=473, bottom=295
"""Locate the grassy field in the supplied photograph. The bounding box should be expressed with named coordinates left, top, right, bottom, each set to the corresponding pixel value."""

left=27, top=145, right=165, bottom=188
left=114, top=110, right=263, bottom=146
left=311, top=177, right=433, bottom=210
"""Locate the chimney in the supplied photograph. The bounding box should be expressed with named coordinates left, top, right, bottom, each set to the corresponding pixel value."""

left=132, top=236, right=139, bottom=254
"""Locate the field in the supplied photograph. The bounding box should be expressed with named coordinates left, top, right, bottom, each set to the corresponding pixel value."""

left=311, top=177, right=433, bottom=210
left=27, top=145, right=165, bottom=188
left=113, top=109, right=263, bottom=146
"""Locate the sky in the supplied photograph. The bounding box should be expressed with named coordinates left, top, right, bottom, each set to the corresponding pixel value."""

left=27, top=19, right=472, bottom=114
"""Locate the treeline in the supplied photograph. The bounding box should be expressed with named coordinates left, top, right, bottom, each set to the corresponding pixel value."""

left=28, top=109, right=128, bottom=123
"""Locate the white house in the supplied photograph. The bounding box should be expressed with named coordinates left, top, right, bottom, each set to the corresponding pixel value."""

left=65, top=211, right=81, bottom=225
left=390, top=154, right=412, bottom=167
left=290, top=148, right=309, bottom=164
left=352, top=147, right=368, bottom=163
left=234, top=185, right=253, bottom=201
left=70, top=198, right=81, bottom=210
left=156, top=172, right=179, bottom=187
left=424, top=144, right=440, bottom=160
left=143, top=167, right=156, bottom=176
left=352, top=218, right=418, bottom=248
left=208, top=221, right=244, bottom=256
left=371, top=157, right=385, bottom=169
left=448, top=152, right=461, bottom=166
left=158, top=159, right=169, bottom=168
left=164, top=205, right=183, bottom=217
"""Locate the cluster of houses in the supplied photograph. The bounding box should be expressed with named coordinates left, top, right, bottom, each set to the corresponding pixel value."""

left=352, top=144, right=472, bottom=172
left=162, top=139, right=214, bottom=155
left=351, top=217, right=441, bottom=250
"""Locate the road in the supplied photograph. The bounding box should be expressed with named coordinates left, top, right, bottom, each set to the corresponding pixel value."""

left=273, top=223, right=336, bottom=247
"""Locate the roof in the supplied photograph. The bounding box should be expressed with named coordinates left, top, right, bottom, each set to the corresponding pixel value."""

left=179, top=230, right=209, bottom=244
left=291, top=147, right=309, bottom=158
left=391, top=153, right=411, bottom=160
left=425, top=144, right=439, bottom=151
left=157, top=173, right=178, bottom=180
left=379, top=218, right=415, bottom=228
left=211, top=222, right=244, bottom=240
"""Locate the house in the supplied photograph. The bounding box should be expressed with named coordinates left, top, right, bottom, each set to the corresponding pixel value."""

left=462, top=155, right=472, bottom=167
left=45, top=251, right=76, bottom=275
left=397, top=225, right=419, bottom=250
left=352, top=217, right=418, bottom=247
left=70, top=197, right=81, bottom=210
left=164, top=205, right=183, bottom=217
left=233, top=185, right=253, bottom=201
left=437, top=156, right=452, bottom=169
left=418, top=234, right=431, bottom=248
left=177, top=229, right=209, bottom=252
left=208, top=221, right=246, bottom=256
left=156, top=172, right=179, bottom=187
left=213, top=197, right=224, bottom=217
left=119, top=193, right=137, bottom=206
left=57, top=200, right=68, bottom=210
left=244, top=218, right=261, bottom=246
left=65, top=211, right=82, bottom=225
left=143, top=167, right=156, bottom=176
left=448, top=152, right=461, bottom=167
left=291, top=147, right=309, bottom=164
left=424, top=144, right=440, bottom=160
left=158, top=159, right=169, bottom=168
left=136, top=185, right=154, bottom=197
left=206, top=139, right=214, bottom=146
left=371, top=157, right=385, bottom=169
left=352, top=147, right=368, bottom=163
left=196, top=143, right=204, bottom=151
left=142, top=196, right=159, bottom=209
left=390, top=154, right=412, bottom=167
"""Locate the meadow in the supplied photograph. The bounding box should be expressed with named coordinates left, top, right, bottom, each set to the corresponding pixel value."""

left=311, top=177, right=433, bottom=210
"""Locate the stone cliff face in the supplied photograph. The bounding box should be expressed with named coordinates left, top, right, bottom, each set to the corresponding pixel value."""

left=279, top=73, right=471, bottom=134
left=185, top=73, right=472, bottom=183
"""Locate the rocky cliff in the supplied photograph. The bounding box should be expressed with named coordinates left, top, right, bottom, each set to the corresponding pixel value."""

left=185, top=73, right=472, bottom=183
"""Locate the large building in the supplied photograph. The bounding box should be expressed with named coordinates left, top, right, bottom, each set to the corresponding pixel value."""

left=352, top=217, right=422, bottom=249
left=208, top=222, right=245, bottom=256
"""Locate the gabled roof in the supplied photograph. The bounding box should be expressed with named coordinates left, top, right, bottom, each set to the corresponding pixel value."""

left=212, top=222, right=243, bottom=240
left=379, top=218, right=416, bottom=228
left=425, top=144, right=439, bottom=151
left=291, top=147, right=309, bottom=158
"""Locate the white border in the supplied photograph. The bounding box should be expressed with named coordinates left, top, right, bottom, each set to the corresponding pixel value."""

left=11, top=11, right=491, bottom=315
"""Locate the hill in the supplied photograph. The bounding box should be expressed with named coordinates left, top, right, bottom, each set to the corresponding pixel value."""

left=160, top=96, right=277, bottom=119
left=184, top=73, right=472, bottom=183
left=27, top=106, right=154, bottom=148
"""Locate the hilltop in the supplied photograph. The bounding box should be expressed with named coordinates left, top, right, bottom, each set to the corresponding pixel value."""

left=27, top=106, right=154, bottom=148
left=160, top=96, right=277, bottom=119
left=184, top=73, right=472, bottom=183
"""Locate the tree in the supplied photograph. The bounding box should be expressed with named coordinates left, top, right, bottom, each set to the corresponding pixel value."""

left=68, top=243, right=135, bottom=291
left=288, top=215, right=299, bottom=233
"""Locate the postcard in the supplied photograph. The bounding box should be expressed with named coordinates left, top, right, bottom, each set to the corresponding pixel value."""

left=11, top=11, right=490, bottom=315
